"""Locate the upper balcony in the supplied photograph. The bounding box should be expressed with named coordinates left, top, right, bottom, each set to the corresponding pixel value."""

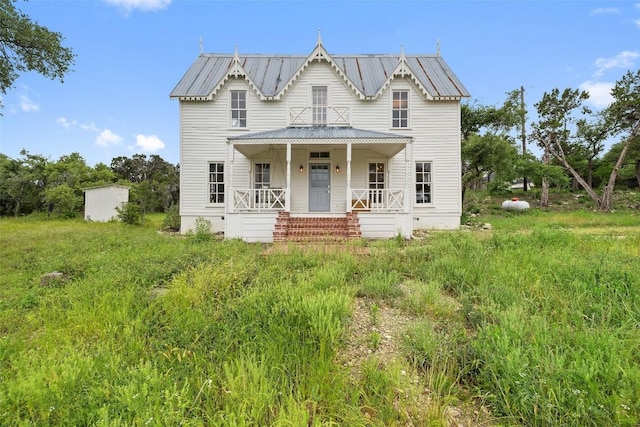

left=289, top=106, right=351, bottom=127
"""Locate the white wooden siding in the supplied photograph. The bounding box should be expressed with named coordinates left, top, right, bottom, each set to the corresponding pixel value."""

left=178, top=60, right=462, bottom=235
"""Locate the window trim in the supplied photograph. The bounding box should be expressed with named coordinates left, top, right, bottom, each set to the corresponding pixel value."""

left=391, top=90, right=409, bottom=129
left=207, top=161, right=225, bottom=205
left=230, top=90, right=247, bottom=129
left=415, top=161, right=433, bottom=205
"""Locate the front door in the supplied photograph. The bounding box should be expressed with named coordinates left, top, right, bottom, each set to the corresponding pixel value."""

left=309, top=163, right=330, bottom=212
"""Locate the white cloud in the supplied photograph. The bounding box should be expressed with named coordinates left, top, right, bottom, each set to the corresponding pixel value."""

left=80, top=122, right=100, bottom=132
left=20, top=95, right=39, bottom=112
left=594, top=50, right=640, bottom=77
left=56, top=117, right=77, bottom=129
left=590, top=7, right=619, bottom=15
left=135, top=134, right=165, bottom=152
left=579, top=80, right=614, bottom=108
left=635, top=18, right=640, bottom=29
left=104, top=0, right=171, bottom=12
left=96, top=129, right=123, bottom=147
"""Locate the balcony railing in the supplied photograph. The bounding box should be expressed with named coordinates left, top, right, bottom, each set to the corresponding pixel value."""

left=233, top=188, right=286, bottom=211
left=289, top=106, right=351, bottom=127
left=349, top=189, right=405, bottom=212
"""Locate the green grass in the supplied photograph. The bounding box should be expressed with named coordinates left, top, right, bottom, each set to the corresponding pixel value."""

left=1, top=206, right=639, bottom=426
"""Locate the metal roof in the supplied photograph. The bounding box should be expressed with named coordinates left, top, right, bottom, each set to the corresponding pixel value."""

left=170, top=47, right=470, bottom=100
left=227, top=126, right=413, bottom=142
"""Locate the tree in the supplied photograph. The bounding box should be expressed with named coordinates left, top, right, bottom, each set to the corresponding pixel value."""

left=44, top=183, right=80, bottom=218
left=0, top=150, right=48, bottom=215
left=598, top=138, right=640, bottom=189
left=531, top=70, right=640, bottom=211
left=461, top=91, right=525, bottom=197
left=598, top=70, right=640, bottom=210
left=575, top=117, right=608, bottom=188
left=111, top=154, right=179, bottom=212
left=0, top=0, right=75, bottom=110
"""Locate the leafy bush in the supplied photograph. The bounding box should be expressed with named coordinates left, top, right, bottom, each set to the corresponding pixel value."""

left=115, top=201, right=143, bottom=225
left=187, top=217, right=212, bottom=242
left=161, top=203, right=180, bottom=231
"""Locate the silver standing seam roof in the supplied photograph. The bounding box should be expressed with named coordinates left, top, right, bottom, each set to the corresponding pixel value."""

left=227, top=126, right=413, bottom=142
left=170, top=47, right=470, bottom=100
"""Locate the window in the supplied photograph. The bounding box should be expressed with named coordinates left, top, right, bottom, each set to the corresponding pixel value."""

left=208, top=162, right=224, bottom=204
left=392, top=90, right=409, bottom=128
left=309, top=151, right=330, bottom=159
left=254, top=163, right=270, bottom=188
left=312, top=86, right=327, bottom=125
left=415, top=162, right=432, bottom=204
left=368, top=162, right=385, bottom=204
left=230, top=91, right=247, bottom=128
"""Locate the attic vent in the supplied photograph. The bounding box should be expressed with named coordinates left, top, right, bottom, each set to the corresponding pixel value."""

left=309, top=152, right=330, bottom=159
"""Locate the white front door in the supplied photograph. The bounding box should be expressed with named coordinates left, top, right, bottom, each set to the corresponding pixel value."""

left=309, top=163, right=330, bottom=212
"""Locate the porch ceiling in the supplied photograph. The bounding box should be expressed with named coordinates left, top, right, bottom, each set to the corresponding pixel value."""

left=228, top=126, right=412, bottom=157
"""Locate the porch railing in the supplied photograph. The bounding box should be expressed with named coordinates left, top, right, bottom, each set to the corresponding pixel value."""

left=233, top=188, right=286, bottom=211
left=289, top=106, right=351, bottom=126
left=349, top=189, right=405, bottom=212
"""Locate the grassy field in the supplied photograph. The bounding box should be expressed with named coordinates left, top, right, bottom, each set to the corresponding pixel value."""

left=0, top=206, right=639, bottom=426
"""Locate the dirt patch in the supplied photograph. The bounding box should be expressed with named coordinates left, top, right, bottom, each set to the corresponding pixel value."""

left=339, top=297, right=415, bottom=375
left=338, top=296, right=496, bottom=426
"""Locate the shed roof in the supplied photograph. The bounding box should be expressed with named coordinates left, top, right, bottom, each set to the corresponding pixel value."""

left=170, top=41, right=470, bottom=101
left=82, top=184, right=131, bottom=192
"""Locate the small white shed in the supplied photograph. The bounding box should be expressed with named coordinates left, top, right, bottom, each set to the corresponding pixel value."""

left=83, top=185, right=130, bottom=222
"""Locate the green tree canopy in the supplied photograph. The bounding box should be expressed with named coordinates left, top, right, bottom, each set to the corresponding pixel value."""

left=0, top=0, right=75, bottom=109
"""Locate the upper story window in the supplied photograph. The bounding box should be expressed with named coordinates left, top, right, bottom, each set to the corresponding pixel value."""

left=312, top=86, right=327, bottom=126
left=392, top=90, right=409, bottom=128
left=230, top=91, right=247, bottom=128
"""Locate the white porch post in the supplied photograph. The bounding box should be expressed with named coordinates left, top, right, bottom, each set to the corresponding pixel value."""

left=228, top=143, right=235, bottom=213
left=405, top=142, right=411, bottom=213
left=346, top=141, right=352, bottom=212
left=286, top=142, right=291, bottom=212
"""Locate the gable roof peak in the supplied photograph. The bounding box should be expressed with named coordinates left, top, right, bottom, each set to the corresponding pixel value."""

left=317, top=28, right=323, bottom=47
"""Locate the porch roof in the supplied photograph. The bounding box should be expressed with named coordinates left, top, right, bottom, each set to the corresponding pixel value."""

left=228, top=127, right=412, bottom=157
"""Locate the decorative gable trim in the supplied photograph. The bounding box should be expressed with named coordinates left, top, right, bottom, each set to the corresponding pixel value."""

left=273, top=39, right=368, bottom=101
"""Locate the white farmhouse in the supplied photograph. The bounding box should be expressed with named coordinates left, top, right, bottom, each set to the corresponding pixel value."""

left=170, top=37, right=469, bottom=242
left=83, top=185, right=129, bottom=222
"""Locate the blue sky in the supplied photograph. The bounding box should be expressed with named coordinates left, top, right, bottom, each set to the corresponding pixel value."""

left=1, top=0, right=639, bottom=166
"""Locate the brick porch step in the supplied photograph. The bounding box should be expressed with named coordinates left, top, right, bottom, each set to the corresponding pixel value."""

left=273, top=212, right=361, bottom=243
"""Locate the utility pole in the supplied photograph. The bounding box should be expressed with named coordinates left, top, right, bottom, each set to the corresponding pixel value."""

left=520, top=85, right=528, bottom=192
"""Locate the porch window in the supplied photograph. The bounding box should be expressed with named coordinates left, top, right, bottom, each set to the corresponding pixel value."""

left=312, top=86, right=327, bottom=126
left=230, top=91, right=247, bottom=128
left=392, top=90, right=409, bottom=128
left=309, top=151, right=330, bottom=159
left=254, top=163, right=270, bottom=188
left=415, top=161, right=432, bottom=204
left=368, top=162, right=385, bottom=204
left=208, top=162, right=225, bottom=204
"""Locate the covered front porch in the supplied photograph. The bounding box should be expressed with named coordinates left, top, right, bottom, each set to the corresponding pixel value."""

left=225, top=127, right=414, bottom=242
